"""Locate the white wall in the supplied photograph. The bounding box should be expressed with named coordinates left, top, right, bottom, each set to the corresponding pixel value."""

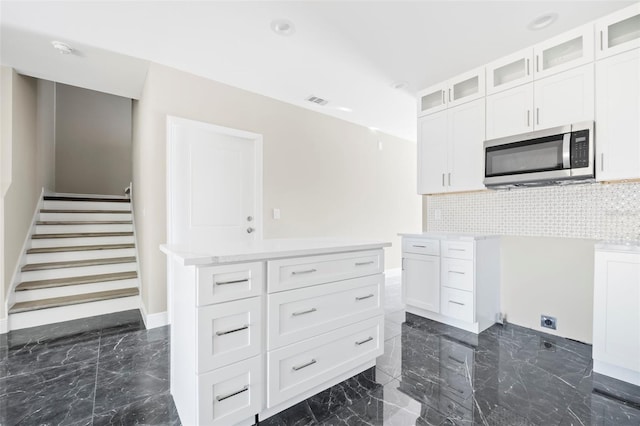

left=55, top=83, right=132, bottom=195
left=133, top=63, right=421, bottom=315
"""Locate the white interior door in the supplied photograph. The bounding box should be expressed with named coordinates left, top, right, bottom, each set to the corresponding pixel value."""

left=167, top=117, right=262, bottom=247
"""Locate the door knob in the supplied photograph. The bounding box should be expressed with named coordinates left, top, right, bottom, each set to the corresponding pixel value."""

left=246, top=227, right=255, bottom=234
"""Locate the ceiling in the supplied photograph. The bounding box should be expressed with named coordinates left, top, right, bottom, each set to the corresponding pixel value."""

left=0, top=1, right=635, bottom=141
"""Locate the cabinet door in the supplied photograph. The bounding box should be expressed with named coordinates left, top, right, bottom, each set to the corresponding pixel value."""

left=534, top=63, right=594, bottom=130
left=593, top=251, right=640, bottom=374
left=403, top=253, right=440, bottom=314
left=596, top=49, right=640, bottom=181
left=486, top=48, right=534, bottom=95
left=534, top=24, right=594, bottom=79
left=486, top=84, right=534, bottom=139
left=448, top=67, right=486, bottom=108
left=418, top=83, right=448, bottom=116
left=417, top=112, right=449, bottom=194
left=595, top=3, right=640, bottom=59
left=448, top=99, right=486, bottom=192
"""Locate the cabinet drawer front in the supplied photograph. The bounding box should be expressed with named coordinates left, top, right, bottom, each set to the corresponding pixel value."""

left=197, top=262, right=263, bottom=305
left=197, top=356, right=262, bottom=426
left=441, top=287, right=474, bottom=323
left=441, top=241, right=474, bottom=260
left=267, top=316, right=384, bottom=407
left=402, top=238, right=439, bottom=256
left=441, top=258, right=474, bottom=292
left=267, top=250, right=383, bottom=293
left=197, top=297, right=261, bottom=373
left=267, top=274, right=383, bottom=350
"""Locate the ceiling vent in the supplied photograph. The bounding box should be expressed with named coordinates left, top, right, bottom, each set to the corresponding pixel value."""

left=306, top=95, right=328, bottom=106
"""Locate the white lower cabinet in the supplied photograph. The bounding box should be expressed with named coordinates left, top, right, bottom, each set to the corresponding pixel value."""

left=401, top=234, right=500, bottom=334
left=593, top=245, right=640, bottom=386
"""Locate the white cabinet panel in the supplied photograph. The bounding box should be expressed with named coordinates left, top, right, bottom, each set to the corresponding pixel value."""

left=448, top=67, right=486, bottom=108
left=441, top=287, right=474, bottom=323
left=593, top=250, right=640, bottom=385
left=534, top=63, right=595, bottom=130
left=441, top=241, right=474, bottom=260
left=403, top=253, right=440, bottom=313
left=402, top=238, right=440, bottom=256
left=486, top=84, right=534, bottom=139
left=534, top=24, right=594, bottom=79
left=197, top=262, right=263, bottom=306
left=595, top=3, right=640, bottom=59
left=417, top=112, right=449, bottom=194
left=441, top=258, right=474, bottom=292
left=418, top=83, right=448, bottom=116
left=486, top=48, right=534, bottom=95
left=595, top=49, right=640, bottom=181
left=448, top=99, right=486, bottom=192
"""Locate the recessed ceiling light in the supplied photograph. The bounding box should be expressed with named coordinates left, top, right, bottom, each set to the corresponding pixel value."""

left=51, top=40, right=74, bottom=54
left=391, top=81, right=409, bottom=90
left=528, top=13, right=558, bottom=31
left=271, top=19, right=295, bottom=36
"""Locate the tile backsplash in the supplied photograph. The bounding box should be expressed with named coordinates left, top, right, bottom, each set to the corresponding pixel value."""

left=425, top=182, right=640, bottom=240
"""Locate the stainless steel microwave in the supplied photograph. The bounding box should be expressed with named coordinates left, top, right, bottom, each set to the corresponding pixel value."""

left=483, top=121, right=594, bottom=188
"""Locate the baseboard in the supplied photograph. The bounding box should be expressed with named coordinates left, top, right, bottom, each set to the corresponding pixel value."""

left=0, top=316, right=7, bottom=334
left=139, top=301, right=169, bottom=329
left=385, top=267, right=402, bottom=280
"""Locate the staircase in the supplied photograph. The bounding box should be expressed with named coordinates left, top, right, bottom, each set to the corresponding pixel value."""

left=8, top=194, right=140, bottom=330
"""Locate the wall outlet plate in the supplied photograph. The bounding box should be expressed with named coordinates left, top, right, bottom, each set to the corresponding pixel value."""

left=541, top=315, right=557, bottom=330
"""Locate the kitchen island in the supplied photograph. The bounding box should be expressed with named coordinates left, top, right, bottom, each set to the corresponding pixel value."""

left=161, top=238, right=391, bottom=426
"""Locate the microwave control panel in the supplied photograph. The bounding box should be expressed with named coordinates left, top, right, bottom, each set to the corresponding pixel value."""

left=571, top=130, right=590, bottom=168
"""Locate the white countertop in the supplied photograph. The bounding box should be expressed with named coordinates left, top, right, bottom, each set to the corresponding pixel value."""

left=160, top=238, right=392, bottom=266
left=398, top=232, right=500, bottom=240
left=595, top=240, right=640, bottom=253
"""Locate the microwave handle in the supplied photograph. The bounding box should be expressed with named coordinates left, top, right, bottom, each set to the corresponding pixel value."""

left=562, top=133, right=571, bottom=169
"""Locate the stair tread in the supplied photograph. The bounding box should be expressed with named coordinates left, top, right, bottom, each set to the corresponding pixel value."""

left=33, top=232, right=134, bottom=239
left=41, top=209, right=130, bottom=214
left=27, top=244, right=135, bottom=254
left=36, top=221, right=132, bottom=225
left=9, top=288, right=139, bottom=314
left=44, top=196, right=130, bottom=203
left=16, top=271, right=138, bottom=291
left=21, top=256, right=137, bottom=272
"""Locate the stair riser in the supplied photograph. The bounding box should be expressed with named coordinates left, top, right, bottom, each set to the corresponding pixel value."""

left=30, top=235, right=135, bottom=248
left=43, top=200, right=131, bottom=211
left=26, top=248, right=137, bottom=264
left=35, top=224, right=133, bottom=234
left=40, top=212, right=132, bottom=221
left=8, top=296, right=140, bottom=330
left=20, top=262, right=137, bottom=282
left=14, top=279, right=139, bottom=303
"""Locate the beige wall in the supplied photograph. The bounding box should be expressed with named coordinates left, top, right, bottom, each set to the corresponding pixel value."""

left=500, top=236, right=595, bottom=343
left=56, top=83, right=132, bottom=195
left=1, top=69, right=39, bottom=321
left=37, top=80, right=56, bottom=191
left=133, top=63, right=421, bottom=314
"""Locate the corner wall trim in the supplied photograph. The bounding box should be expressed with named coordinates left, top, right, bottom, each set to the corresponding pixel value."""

left=139, top=301, right=169, bottom=329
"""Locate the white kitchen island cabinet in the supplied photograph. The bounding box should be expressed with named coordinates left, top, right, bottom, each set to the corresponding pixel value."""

left=161, top=238, right=390, bottom=426
left=593, top=242, right=640, bottom=386
left=400, top=233, right=500, bottom=334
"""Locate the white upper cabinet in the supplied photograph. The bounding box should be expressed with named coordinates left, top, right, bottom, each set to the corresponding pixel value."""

left=596, top=49, right=640, bottom=182
left=417, top=112, right=449, bottom=194
left=448, top=99, right=486, bottom=192
left=486, top=84, right=534, bottom=139
left=417, top=66, right=485, bottom=116
left=534, top=24, right=595, bottom=79
left=486, top=48, right=534, bottom=95
left=596, top=3, right=640, bottom=59
left=533, top=63, right=595, bottom=130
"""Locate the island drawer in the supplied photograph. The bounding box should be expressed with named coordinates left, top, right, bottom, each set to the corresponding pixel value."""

left=197, top=262, right=263, bottom=306
left=267, top=250, right=383, bottom=293
left=197, top=356, right=262, bottom=426
left=441, top=241, right=474, bottom=260
left=197, top=297, right=262, bottom=373
left=267, top=274, right=383, bottom=349
left=441, top=258, right=474, bottom=292
left=266, top=315, right=383, bottom=407
left=402, top=238, right=440, bottom=256
left=440, top=287, right=474, bottom=323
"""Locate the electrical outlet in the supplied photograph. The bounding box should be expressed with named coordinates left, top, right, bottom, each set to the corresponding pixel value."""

left=540, top=315, right=557, bottom=330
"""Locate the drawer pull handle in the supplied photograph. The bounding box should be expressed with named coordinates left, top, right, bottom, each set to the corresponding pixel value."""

left=292, top=358, right=317, bottom=371
left=292, top=268, right=317, bottom=275
left=448, top=271, right=465, bottom=275
left=355, top=294, right=374, bottom=301
left=355, top=336, right=374, bottom=346
left=215, top=324, right=249, bottom=336
left=215, top=278, right=249, bottom=286
left=448, top=355, right=465, bottom=364
left=292, top=307, right=317, bottom=316
left=412, top=245, right=427, bottom=248
left=216, top=385, right=249, bottom=402
left=449, top=248, right=466, bottom=252
left=355, top=261, right=374, bottom=266
left=449, top=300, right=465, bottom=306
